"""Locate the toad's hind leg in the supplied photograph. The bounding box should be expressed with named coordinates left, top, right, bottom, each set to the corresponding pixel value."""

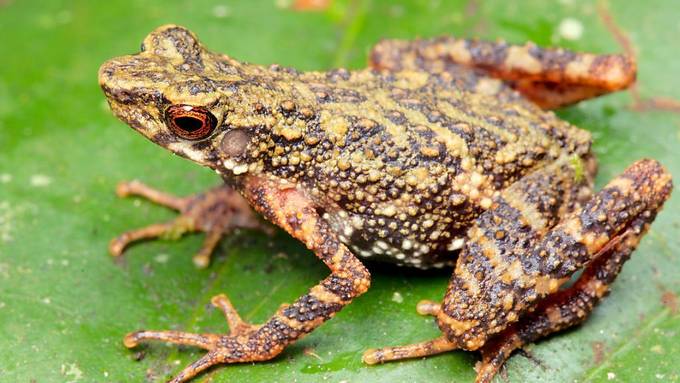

left=365, top=159, right=671, bottom=383
left=370, top=37, right=635, bottom=109
left=475, top=226, right=646, bottom=383
left=442, top=159, right=670, bottom=349
left=450, top=159, right=669, bottom=383
left=364, top=154, right=595, bottom=364
left=109, top=181, right=270, bottom=267
left=124, top=176, right=371, bottom=383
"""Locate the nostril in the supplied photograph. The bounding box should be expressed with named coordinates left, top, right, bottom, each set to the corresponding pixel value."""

left=100, top=85, right=135, bottom=105
left=98, top=62, right=117, bottom=87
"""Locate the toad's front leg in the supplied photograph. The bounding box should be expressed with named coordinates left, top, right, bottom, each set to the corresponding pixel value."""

left=124, top=175, right=371, bottom=383
left=109, top=181, right=270, bottom=267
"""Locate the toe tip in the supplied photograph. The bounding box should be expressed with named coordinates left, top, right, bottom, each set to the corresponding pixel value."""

left=416, top=300, right=440, bottom=316
left=210, top=294, right=227, bottom=306
left=123, top=333, right=140, bottom=348
left=109, top=238, right=125, bottom=256
left=362, top=349, right=381, bottom=365
left=193, top=254, right=210, bottom=268
left=115, top=182, right=132, bottom=197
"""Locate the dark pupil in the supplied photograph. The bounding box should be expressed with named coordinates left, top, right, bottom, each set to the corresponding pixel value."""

left=174, top=116, right=204, bottom=132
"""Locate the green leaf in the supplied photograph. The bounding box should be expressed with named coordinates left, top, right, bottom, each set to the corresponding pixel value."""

left=1, top=0, right=679, bottom=382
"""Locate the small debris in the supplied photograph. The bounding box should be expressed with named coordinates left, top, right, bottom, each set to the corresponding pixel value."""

left=1, top=201, right=16, bottom=242
left=661, top=290, right=678, bottom=314
left=133, top=350, right=146, bottom=361
left=558, top=18, right=584, bottom=41
left=0, top=173, right=11, bottom=183
left=303, top=347, right=323, bottom=361
left=212, top=4, right=231, bottom=18
left=391, top=291, right=404, bottom=303
left=607, top=372, right=617, bottom=380
left=275, top=0, right=292, bottom=9
left=650, top=344, right=664, bottom=354
left=30, top=174, right=52, bottom=187
left=154, top=253, right=169, bottom=264
left=60, top=363, right=83, bottom=383
left=592, top=341, right=606, bottom=364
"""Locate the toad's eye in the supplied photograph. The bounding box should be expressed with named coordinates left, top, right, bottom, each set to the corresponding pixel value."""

left=165, top=105, right=217, bottom=140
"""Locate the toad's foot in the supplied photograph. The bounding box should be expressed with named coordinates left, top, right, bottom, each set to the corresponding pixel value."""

left=109, top=181, right=270, bottom=268
left=363, top=300, right=452, bottom=364
left=125, top=294, right=278, bottom=383
left=363, top=335, right=456, bottom=365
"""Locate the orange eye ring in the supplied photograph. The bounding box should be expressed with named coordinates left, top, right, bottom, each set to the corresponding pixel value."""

left=164, top=104, right=217, bottom=140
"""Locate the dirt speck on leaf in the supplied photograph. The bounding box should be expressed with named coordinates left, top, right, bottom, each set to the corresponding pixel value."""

left=391, top=291, right=404, bottom=303
left=30, top=174, right=52, bottom=187
left=592, top=341, right=606, bottom=365
left=212, top=5, right=231, bottom=18
left=558, top=18, right=584, bottom=40
left=60, top=363, right=83, bottom=383
left=650, top=344, right=664, bottom=354
left=304, top=347, right=323, bottom=361
left=661, top=290, right=678, bottom=314
left=133, top=350, right=146, bottom=361
left=0, top=201, right=25, bottom=243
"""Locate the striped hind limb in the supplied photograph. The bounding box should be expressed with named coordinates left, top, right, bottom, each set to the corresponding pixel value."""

left=438, top=159, right=671, bottom=352
left=370, top=36, right=635, bottom=109
left=443, top=159, right=670, bottom=383
left=364, top=154, right=596, bottom=364
left=363, top=159, right=671, bottom=383
left=474, top=221, right=651, bottom=383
